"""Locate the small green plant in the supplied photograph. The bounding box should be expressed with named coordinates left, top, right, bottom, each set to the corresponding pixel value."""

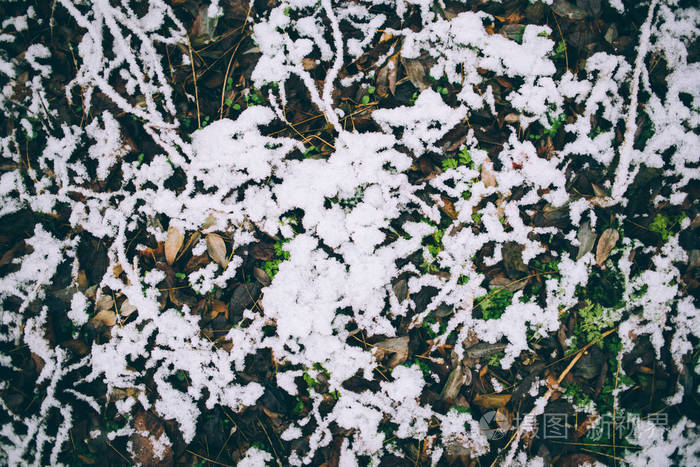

left=649, top=212, right=685, bottom=242
left=442, top=158, right=458, bottom=170
left=458, top=148, right=472, bottom=167
left=449, top=404, right=471, bottom=413
left=292, top=396, right=305, bottom=414
left=562, top=381, right=592, bottom=409
left=263, top=239, right=290, bottom=280
left=302, top=371, right=318, bottom=389
left=543, top=112, right=566, bottom=138
left=551, top=40, right=566, bottom=60
left=476, top=288, right=514, bottom=321
left=303, top=145, right=320, bottom=158
left=488, top=351, right=504, bottom=367
left=575, top=300, right=619, bottom=346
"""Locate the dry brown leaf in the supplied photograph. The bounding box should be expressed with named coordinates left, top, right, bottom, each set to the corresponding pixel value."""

left=472, top=393, right=511, bottom=409
left=206, top=233, right=228, bottom=268
left=400, top=56, right=431, bottom=91
left=131, top=411, right=174, bottom=466
left=250, top=242, right=275, bottom=261
left=481, top=158, right=497, bottom=187
left=387, top=54, right=399, bottom=96
left=165, top=226, right=184, bottom=265
left=120, top=299, right=137, bottom=318
left=503, top=113, right=520, bottom=123
left=95, top=294, right=114, bottom=313
left=91, top=309, right=117, bottom=328
left=576, top=220, right=596, bottom=260
left=374, top=336, right=409, bottom=368
left=595, top=228, right=619, bottom=266
left=302, top=57, right=317, bottom=70
left=31, top=352, right=45, bottom=374
left=439, top=197, right=458, bottom=220
left=496, top=407, right=513, bottom=431
left=440, top=365, right=466, bottom=400
left=253, top=266, right=272, bottom=286
left=203, top=299, right=228, bottom=323
left=591, top=183, right=607, bottom=198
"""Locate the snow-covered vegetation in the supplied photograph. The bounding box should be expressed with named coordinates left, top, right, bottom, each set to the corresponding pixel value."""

left=0, top=0, right=698, bottom=465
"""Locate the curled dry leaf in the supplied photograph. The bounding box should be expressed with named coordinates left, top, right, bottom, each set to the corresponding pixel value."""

left=165, top=226, right=184, bottom=265
left=206, top=233, right=228, bottom=268
left=595, top=228, right=619, bottom=266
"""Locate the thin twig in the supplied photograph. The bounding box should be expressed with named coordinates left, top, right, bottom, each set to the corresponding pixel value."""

left=186, top=450, right=233, bottom=467
left=186, top=35, right=201, bottom=128
left=219, top=6, right=252, bottom=119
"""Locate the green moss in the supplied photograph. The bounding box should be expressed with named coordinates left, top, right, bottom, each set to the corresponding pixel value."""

left=477, top=288, right=514, bottom=321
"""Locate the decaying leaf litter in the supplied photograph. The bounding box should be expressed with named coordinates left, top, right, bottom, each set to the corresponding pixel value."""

left=0, top=0, right=698, bottom=465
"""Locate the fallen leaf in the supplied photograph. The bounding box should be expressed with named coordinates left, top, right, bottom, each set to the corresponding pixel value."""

left=489, top=274, right=527, bottom=292
left=374, top=336, right=409, bottom=368
left=387, top=54, right=399, bottom=95
left=595, top=228, right=619, bottom=266
left=253, top=266, right=272, bottom=286
left=119, top=299, right=137, bottom=318
left=441, top=365, right=466, bottom=400
left=165, top=226, right=184, bottom=265
left=472, top=393, right=511, bottom=409
left=94, top=294, right=114, bottom=313
left=551, top=0, right=587, bottom=20
left=400, top=56, right=431, bottom=91
left=203, top=299, right=228, bottom=323
left=206, top=233, right=228, bottom=268
left=131, top=411, right=173, bottom=466
left=302, top=57, right=317, bottom=70
left=250, top=242, right=275, bottom=261
left=591, top=183, right=607, bottom=198
left=392, top=279, right=408, bottom=303
left=91, top=309, right=117, bottom=328
left=576, top=220, right=596, bottom=260
left=465, top=342, right=508, bottom=359
left=481, top=158, right=497, bottom=187
left=439, top=197, right=458, bottom=220
left=31, top=352, right=45, bottom=374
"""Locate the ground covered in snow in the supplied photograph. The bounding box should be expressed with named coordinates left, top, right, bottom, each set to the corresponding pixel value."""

left=0, top=0, right=699, bottom=465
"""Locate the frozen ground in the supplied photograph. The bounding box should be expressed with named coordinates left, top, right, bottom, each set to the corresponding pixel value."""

left=0, top=0, right=699, bottom=465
